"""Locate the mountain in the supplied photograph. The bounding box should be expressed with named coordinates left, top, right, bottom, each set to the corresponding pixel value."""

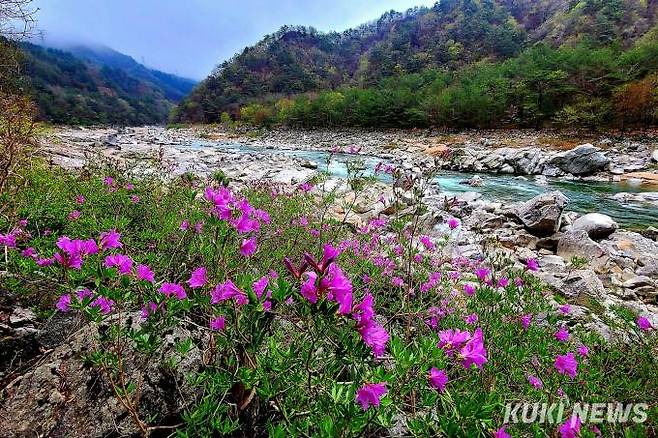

left=174, top=0, right=658, bottom=128
left=17, top=42, right=197, bottom=125
left=58, top=44, right=196, bottom=101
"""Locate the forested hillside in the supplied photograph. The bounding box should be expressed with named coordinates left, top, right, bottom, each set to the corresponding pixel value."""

left=60, top=44, right=196, bottom=101
left=174, top=0, right=658, bottom=129
left=15, top=41, right=196, bottom=125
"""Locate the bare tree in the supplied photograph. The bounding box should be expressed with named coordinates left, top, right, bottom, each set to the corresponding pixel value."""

left=0, top=92, right=36, bottom=194
left=0, top=1, right=38, bottom=195
left=0, top=0, right=38, bottom=40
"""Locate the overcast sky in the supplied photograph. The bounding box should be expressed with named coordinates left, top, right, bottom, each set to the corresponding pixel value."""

left=32, top=0, right=437, bottom=80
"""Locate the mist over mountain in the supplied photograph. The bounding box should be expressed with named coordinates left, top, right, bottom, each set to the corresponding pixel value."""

left=16, top=40, right=196, bottom=125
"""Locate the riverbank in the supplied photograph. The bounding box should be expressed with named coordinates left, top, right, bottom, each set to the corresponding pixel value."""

left=38, top=125, right=658, bottom=338
left=41, top=126, right=658, bottom=225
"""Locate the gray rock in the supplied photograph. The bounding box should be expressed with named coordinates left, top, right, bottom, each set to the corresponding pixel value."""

left=514, top=191, right=568, bottom=237
left=623, top=276, right=655, bottom=289
left=549, top=144, right=610, bottom=175
left=534, top=175, right=549, bottom=186
left=300, top=160, right=318, bottom=169
left=604, top=231, right=658, bottom=268
left=0, top=314, right=207, bottom=437
left=460, top=175, right=483, bottom=187
left=652, top=149, right=658, bottom=163
left=500, top=164, right=515, bottom=174
left=557, top=229, right=609, bottom=271
left=9, top=308, right=37, bottom=326
left=539, top=269, right=606, bottom=300
left=571, top=213, right=618, bottom=240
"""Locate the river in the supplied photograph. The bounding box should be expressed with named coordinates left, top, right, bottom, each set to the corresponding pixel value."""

left=193, top=140, right=658, bottom=229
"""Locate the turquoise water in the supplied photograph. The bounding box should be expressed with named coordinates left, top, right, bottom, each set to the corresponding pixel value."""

left=192, top=140, right=658, bottom=229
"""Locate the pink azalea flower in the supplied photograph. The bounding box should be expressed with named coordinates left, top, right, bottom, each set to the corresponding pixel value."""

left=497, top=277, right=510, bottom=288
left=21, top=247, right=36, bottom=259
left=527, top=375, right=543, bottom=389
left=210, top=316, right=226, bottom=331
left=240, top=237, right=257, bottom=257
left=391, top=276, right=404, bottom=287
left=358, top=318, right=389, bottom=357
left=68, top=210, right=81, bottom=221
left=459, top=328, right=488, bottom=369
left=300, top=271, right=319, bottom=304
left=324, top=264, right=353, bottom=315
left=438, top=329, right=471, bottom=356
left=420, top=235, right=434, bottom=251
left=465, top=313, right=479, bottom=325
left=577, top=345, right=589, bottom=357
left=103, top=176, right=114, bottom=186
left=559, top=415, right=581, bottom=438
left=554, top=326, right=570, bottom=342
left=526, top=258, right=539, bottom=272
left=77, top=288, right=93, bottom=300
left=475, top=267, right=490, bottom=281
left=520, top=313, right=533, bottom=330
left=130, top=195, right=140, bottom=204
left=104, top=254, right=133, bottom=275
left=493, top=425, right=512, bottom=438
left=56, top=294, right=71, bottom=312
left=55, top=236, right=94, bottom=270
left=187, top=267, right=208, bottom=289
left=321, top=243, right=340, bottom=270
left=37, top=257, right=54, bottom=267
left=355, top=382, right=387, bottom=410
left=429, top=368, right=448, bottom=392
left=233, top=213, right=259, bottom=234
left=99, top=229, right=122, bottom=250
left=90, top=296, right=114, bottom=314
left=180, top=220, right=190, bottom=231
left=0, top=233, right=17, bottom=248
left=252, top=276, right=269, bottom=299
left=463, top=283, right=476, bottom=296
left=211, top=280, right=247, bottom=305
left=80, top=239, right=99, bottom=255
left=76, top=195, right=85, bottom=204
left=159, top=283, right=187, bottom=300
left=141, top=301, right=160, bottom=320
left=194, top=221, right=204, bottom=233
left=637, top=316, right=653, bottom=331
left=559, top=304, right=571, bottom=314
left=554, top=352, right=578, bottom=378
left=353, top=293, right=375, bottom=324
left=447, top=217, right=460, bottom=229
left=136, top=264, right=155, bottom=282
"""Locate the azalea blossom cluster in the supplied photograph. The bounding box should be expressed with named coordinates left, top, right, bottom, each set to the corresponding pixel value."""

left=204, top=185, right=270, bottom=256
left=285, top=244, right=390, bottom=358
left=0, top=219, right=29, bottom=249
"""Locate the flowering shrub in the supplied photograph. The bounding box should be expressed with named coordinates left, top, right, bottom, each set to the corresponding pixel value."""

left=1, top=163, right=657, bottom=437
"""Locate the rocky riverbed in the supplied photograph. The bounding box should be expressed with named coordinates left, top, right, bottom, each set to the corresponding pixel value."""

left=38, top=125, right=658, bottom=338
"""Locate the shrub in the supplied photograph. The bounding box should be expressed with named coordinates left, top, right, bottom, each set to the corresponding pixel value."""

left=1, top=162, right=656, bottom=437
